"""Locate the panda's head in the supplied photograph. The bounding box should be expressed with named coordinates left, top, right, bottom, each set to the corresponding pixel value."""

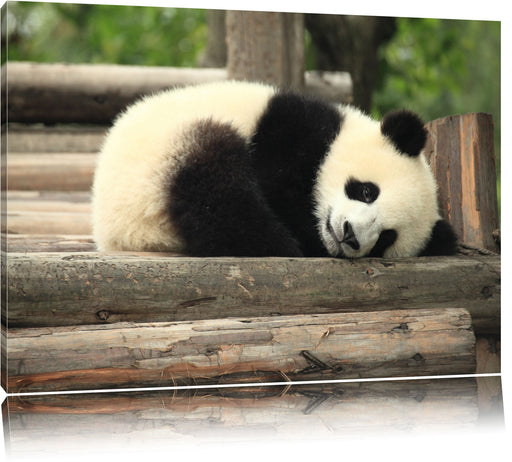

left=314, top=107, right=457, bottom=258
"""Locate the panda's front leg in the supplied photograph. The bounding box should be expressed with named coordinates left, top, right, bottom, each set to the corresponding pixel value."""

left=166, top=119, right=303, bottom=257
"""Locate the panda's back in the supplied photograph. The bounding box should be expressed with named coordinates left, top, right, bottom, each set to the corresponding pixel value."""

left=92, top=81, right=276, bottom=252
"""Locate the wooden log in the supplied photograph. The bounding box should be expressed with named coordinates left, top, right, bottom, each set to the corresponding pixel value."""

left=6, top=153, right=97, bottom=191
left=5, top=234, right=96, bottom=253
left=7, top=190, right=92, bottom=203
left=425, top=113, right=499, bottom=252
left=8, top=124, right=106, bottom=153
left=7, top=196, right=91, bottom=214
left=3, top=379, right=481, bottom=444
left=5, top=253, right=500, bottom=333
left=4, top=308, right=475, bottom=393
left=5, top=62, right=351, bottom=124
left=4, top=211, right=91, bottom=235
left=226, top=11, right=305, bottom=87
left=5, top=191, right=92, bottom=237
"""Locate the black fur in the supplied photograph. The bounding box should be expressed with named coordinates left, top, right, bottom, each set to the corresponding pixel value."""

left=420, top=220, right=458, bottom=256
left=250, top=91, right=343, bottom=256
left=380, top=110, right=428, bottom=157
left=345, top=178, right=380, bottom=204
left=368, top=229, right=398, bottom=257
left=167, top=92, right=454, bottom=259
left=167, top=119, right=302, bottom=257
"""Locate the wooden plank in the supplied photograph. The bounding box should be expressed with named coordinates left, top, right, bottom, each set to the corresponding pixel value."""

left=5, top=234, right=96, bottom=253
left=4, top=211, right=91, bottom=235
left=6, top=153, right=96, bottom=191
left=5, top=253, right=500, bottom=333
left=424, top=113, right=499, bottom=252
left=7, top=190, right=91, bottom=202
left=4, top=308, right=475, bottom=393
left=3, top=379, right=481, bottom=445
left=7, top=192, right=91, bottom=214
left=5, top=62, right=351, bottom=124
left=7, top=124, right=106, bottom=153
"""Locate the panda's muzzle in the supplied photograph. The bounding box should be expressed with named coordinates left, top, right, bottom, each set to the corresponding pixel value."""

left=341, top=221, right=360, bottom=251
left=326, top=215, right=360, bottom=252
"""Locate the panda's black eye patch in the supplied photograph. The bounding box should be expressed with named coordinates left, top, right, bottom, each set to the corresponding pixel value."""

left=345, top=178, right=380, bottom=204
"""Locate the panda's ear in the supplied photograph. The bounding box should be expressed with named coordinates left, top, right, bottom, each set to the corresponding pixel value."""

left=381, top=110, right=428, bottom=158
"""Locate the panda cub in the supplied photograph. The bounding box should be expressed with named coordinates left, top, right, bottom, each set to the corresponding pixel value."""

left=92, top=81, right=457, bottom=258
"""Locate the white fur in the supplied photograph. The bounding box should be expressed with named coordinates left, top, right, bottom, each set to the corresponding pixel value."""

left=92, top=81, right=275, bottom=252
left=93, top=82, right=440, bottom=257
left=314, top=105, right=440, bottom=258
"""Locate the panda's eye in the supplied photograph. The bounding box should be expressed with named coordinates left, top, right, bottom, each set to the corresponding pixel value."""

left=362, top=186, right=371, bottom=202
left=345, top=178, right=380, bottom=204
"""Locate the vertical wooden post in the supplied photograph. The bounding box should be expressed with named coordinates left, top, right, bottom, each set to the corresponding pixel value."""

left=226, top=11, right=305, bottom=88
left=424, top=113, right=499, bottom=252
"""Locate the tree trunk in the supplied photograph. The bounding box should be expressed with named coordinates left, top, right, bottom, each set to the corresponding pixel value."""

left=198, top=9, right=227, bottom=68
left=305, top=15, right=396, bottom=112
left=226, top=11, right=305, bottom=88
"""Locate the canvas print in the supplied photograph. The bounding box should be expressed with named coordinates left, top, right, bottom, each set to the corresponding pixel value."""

left=0, top=1, right=504, bottom=457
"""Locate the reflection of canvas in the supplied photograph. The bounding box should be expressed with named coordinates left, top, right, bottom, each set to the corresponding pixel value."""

left=2, top=378, right=503, bottom=456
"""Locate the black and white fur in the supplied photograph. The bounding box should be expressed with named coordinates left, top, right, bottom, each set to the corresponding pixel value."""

left=92, top=81, right=457, bottom=258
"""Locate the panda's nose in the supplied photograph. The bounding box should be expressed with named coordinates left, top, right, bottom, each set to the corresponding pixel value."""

left=342, top=221, right=360, bottom=251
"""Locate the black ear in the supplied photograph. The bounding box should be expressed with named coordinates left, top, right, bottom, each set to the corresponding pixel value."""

left=420, top=220, right=458, bottom=256
left=381, top=110, right=428, bottom=157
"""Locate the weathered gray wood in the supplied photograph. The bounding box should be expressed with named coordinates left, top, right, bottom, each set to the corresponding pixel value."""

left=4, top=379, right=482, bottom=445
left=5, top=211, right=91, bottom=235
left=5, top=234, right=96, bottom=253
left=8, top=124, right=106, bottom=153
left=5, top=62, right=351, bottom=124
left=7, top=195, right=91, bottom=214
left=5, top=191, right=92, bottom=235
left=7, top=190, right=91, bottom=203
left=425, top=113, right=499, bottom=252
left=5, top=308, right=475, bottom=393
left=6, top=153, right=97, bottom=191
left=5, top=253, right=500, bottom=333
left=226, top=11, right=305, bottom=87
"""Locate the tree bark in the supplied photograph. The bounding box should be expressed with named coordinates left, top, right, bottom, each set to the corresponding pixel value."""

left=198, top=9, right=227, bottom=68
left=226, top=11, right=305, bottom=88
left=424, top=113, right=499, bottom=252
left=5, top=62, right=350, bottom=124
left=5, top=253, right=500, bottom=333
left=5, top=308, right=475, bottom=393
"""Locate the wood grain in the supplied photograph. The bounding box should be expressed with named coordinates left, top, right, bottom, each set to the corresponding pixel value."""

left=425, top=113, right=499, bottom=251
left=5, top=253, right=500, bottom=333
left=5, top=62, right=351, bottom=124
left=226, top=11, right=305, bottom=87
left=5, top=308, right=475, bottom=393
left=6, top=153, right=96, bottom=191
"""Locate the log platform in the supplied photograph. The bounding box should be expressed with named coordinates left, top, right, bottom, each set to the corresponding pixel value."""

left=1, top=62, right=501, bottom=396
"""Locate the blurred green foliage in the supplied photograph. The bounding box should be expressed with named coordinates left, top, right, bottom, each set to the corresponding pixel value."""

left=5, top=2, right=207, bottom=66
left=5, top=2, right=500, bottom=206
left=373, top=18, right=500, bottom=167
left=372, top=17, right=500, bottom=212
